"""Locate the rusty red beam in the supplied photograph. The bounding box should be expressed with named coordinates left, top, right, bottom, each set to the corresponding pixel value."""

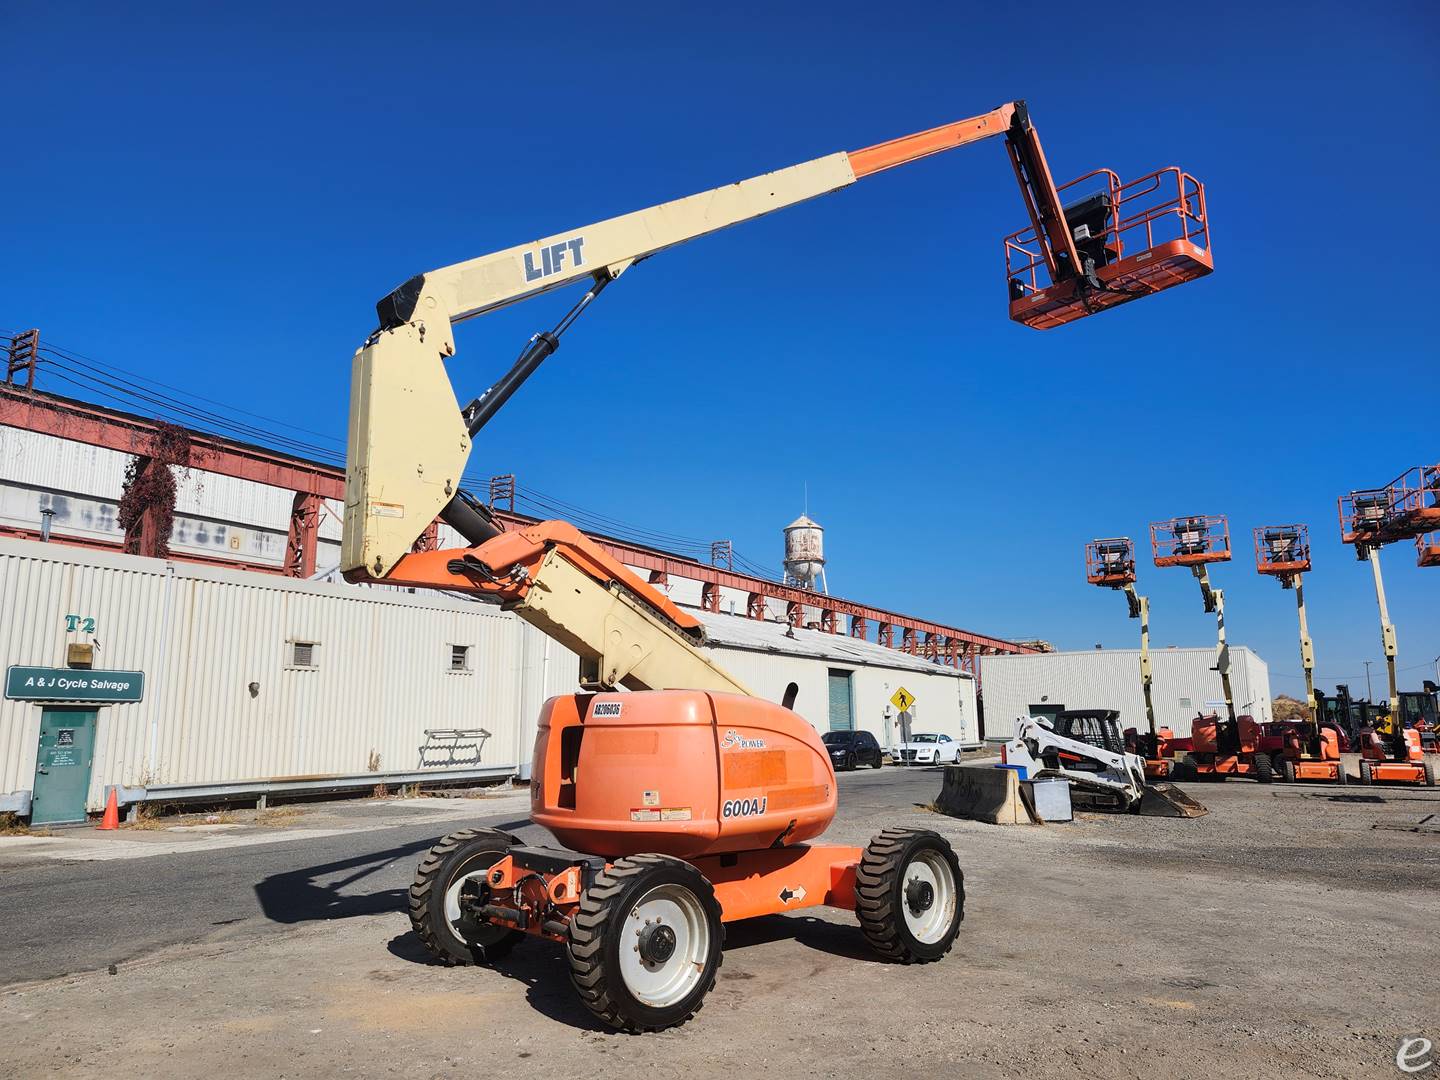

left=2, top=386, right=1035, bottom=656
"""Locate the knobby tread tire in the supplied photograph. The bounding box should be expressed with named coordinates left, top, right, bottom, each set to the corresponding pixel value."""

left=1282, top=758, right=1297, bottom=784
left=854, top=828, right=964, bottom=965
left=1252, top=756, right=1274, bottom=784
left=409, top=827, right=523, bottom=967
left=1424, top=758, right=1435, bottom=787
left=566, top=854, right=723, bottom=1034
left=1360, top=761, right=1373, bottom=785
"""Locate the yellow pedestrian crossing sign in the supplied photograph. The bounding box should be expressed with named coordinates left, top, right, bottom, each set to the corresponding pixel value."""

left=890, top=686, right=915, bottom=712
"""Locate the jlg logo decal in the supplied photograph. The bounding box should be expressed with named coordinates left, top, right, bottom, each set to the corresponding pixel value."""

left=721, top=797, right=768, bottom=818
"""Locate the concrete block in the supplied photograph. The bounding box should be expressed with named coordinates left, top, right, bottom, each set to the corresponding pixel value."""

left=936, top=764, right=1028, bottom=825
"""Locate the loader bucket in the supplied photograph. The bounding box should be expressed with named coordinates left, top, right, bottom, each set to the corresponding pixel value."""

left=1137, top=783, right=1208, bottom=818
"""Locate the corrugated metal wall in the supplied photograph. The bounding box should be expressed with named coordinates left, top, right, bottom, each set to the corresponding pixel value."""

left=1, top=534, right=980, bottom=811
left=0, top=536, right=582, bottom=808
left=709, top=644, right=977, bottom=748
left=979, top=648, right=1273, bottom=739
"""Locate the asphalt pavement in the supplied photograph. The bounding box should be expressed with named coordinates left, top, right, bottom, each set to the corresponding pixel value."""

left=0, top=765, right=941, bottom=987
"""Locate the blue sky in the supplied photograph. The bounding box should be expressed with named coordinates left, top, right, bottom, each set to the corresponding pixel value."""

left=7, top=2, right=1438, bottom=697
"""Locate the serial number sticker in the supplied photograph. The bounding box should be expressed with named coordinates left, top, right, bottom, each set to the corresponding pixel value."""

left=721, top=796, right=768, bottom=818
left=592, top=701, right=623, bottom=718
left=660, top=807, right=692, bottom=822
left=369, top=502, right=405, bottom=518
left=642, top=790, right=660, bottom=807
left=629, top=809, right=661, bottom=822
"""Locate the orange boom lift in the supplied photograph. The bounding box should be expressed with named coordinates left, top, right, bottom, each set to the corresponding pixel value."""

left=340, top=100, right=1212, bottom=1032
left=1150, top=516, right=1271, bottom=782
left=1338, top=465, right=1440, bottom=786
left=1252, top=525, right=1344, bottom=784
left=1083, top=537, right=1184, bottom=778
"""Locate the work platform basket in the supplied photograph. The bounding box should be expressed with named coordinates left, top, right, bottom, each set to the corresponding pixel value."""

left=1006, top=166, right=1212, bottom=330
left=1253, top=524, right=1311, bottom=579
left=1339, top=464, right=1440, bottom=547
left=1085, top=537, right=1137, bottom=587
left=1151, top=515, right=1230, bottom=568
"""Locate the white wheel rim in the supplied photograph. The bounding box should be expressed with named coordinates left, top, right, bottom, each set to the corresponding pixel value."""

left=901, top=851, right=957, bottom=945
left=618, top=883, right=710, bottom=1007
left=444, top=871, right=492, bottom=942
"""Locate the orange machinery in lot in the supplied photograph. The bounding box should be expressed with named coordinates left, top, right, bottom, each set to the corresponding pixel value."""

left=1150, top=516, right=1272, bottom=782
left=1252, top=525, right=1344, bottom=784
left=1084, top=537, right=1186, bottom=778
left=1338, top=465, right=1440, bottom=786
left=341, top=99, right=1214, bottom=1031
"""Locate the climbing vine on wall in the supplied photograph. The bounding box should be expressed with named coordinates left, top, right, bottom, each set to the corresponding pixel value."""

left=117, top=423, right=191, bottom=558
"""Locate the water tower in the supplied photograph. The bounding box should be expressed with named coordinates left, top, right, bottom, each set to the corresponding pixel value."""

left=783, top=514, right=827, bottom=593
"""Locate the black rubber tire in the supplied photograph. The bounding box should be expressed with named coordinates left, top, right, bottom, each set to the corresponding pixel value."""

left=1359, top=761, right=1373, bottom=785
left=871, top=755, right=884, bottom=770
left=1335, top=760, right=1347, bottom=786
left=845, top=753, right=856, bottom=772
left=409, top=828, right=525, bottom=966
left=1424, top=758, right=1435, bottom=787
left=1282, top=758, right=1297, bottom=784
left=855, top=828, right=964, bottom=964
left=1252, top=755, right=1274, bottom=784
left=567, top=854, right=723, bottom=1033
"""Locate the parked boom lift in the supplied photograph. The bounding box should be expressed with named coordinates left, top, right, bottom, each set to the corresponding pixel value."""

left=341, top=100, right=1213, bottom=1031
left=1150, top=516, right=1269, bottom=781
left=1338, top=465, right=1440, bottom=786
left=1084, top=537, right=1184, bottom=778
left=1252, top=525, right=1344, bottom=783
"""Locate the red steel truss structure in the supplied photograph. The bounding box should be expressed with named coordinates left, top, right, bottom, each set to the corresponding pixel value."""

left=0, top=385, right=1034, bottom=671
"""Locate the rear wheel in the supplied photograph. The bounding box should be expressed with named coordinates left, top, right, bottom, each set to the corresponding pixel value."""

left=1282, top=759, right=1297, bottom=784
left=855, top=828, right=963, bottom=964
left=1335, top=760, right=1348, bottom=785
left=871, top=753, right=884, bottom=769
left=1252, top=756, right=1274, bottom=784
left=1359, top=761, right=1373, bottom=785
left=409, top=828, right=525, bottom=966
left=568, top=854, right=723, bottom=1033
left=1424, top=758, right=1435, bottom=787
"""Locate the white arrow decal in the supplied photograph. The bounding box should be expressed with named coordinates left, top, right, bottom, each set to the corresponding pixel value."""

left=777, top=884, right=808, bottom=904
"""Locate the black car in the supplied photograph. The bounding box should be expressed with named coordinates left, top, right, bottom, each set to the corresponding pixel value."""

left=822, top=729, right=884, bottom=771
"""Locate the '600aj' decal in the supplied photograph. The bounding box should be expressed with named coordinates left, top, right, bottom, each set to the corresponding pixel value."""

left=721, top=796, right=768, bottom=818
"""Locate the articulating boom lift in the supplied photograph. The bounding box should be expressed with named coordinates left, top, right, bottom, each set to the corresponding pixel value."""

left=340, top=101, right=1213, bottom=1032
left=1084, top=537, right=1175, bottom=778
left=1252, top=525, right=1344, bottom=784
left=1151, top=515, right=1270, bottom=782
left=1338, top=465, right=1439, bottom=786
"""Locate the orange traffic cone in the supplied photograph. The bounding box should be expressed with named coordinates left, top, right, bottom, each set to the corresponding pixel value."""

left=98, top=787, right=120, bottom=830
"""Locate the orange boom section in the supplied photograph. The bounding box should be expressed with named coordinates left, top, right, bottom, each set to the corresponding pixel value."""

left=531, top=691, right=837, bottom=860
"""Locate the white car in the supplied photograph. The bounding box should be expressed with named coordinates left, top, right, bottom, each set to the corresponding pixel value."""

left=890, top=733, right=961, bottom=766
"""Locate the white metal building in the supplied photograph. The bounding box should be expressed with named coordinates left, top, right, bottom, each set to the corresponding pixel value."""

left=980, top=647, right=1273, bottom=739
left=0, top=535, right=972, bottom=821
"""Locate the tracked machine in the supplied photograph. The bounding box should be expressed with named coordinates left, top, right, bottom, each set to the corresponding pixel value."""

left=340, top=99, right=1213, bottom=1031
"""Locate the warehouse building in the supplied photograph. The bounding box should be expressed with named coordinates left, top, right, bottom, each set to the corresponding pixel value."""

left=980, top=647, right=1273, bottom=739
left=0, top=536, right=975, bottom=824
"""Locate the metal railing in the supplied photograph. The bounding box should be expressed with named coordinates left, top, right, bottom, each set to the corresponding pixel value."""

left=1005, top=166, right=1210, bottom=297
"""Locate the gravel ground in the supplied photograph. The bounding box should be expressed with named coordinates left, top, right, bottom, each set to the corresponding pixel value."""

left=1, top=770, right=1436, bottom=1080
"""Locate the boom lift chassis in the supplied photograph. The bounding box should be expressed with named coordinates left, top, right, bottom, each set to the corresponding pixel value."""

left=340, top=100, right=1213, bottom=1031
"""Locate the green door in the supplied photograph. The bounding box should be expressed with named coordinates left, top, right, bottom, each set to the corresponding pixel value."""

left=32, top=709, right=97, bottom=825
left=827, top=669, right=854, bottom=731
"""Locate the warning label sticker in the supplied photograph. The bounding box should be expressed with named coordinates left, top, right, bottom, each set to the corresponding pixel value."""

left=660, top=808, right=692, bottom=821
left=630, top=809, right=661, bottom=822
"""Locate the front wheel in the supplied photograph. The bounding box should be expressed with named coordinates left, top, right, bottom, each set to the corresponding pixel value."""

left=1282, top=759, right=1297, bottom=784
left=409, top=828, right=525, bottom=966
left=1252, top=755, right=1274, bottom=784
left=1360, top=761, right=1373, bottom=785
left=855, top=828, right=963, bottom=964
left=568, top=854, right=723, bottom=1033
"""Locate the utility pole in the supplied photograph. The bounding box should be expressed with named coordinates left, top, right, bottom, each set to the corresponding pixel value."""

left=1364, top=660, right=1374, bottom=702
